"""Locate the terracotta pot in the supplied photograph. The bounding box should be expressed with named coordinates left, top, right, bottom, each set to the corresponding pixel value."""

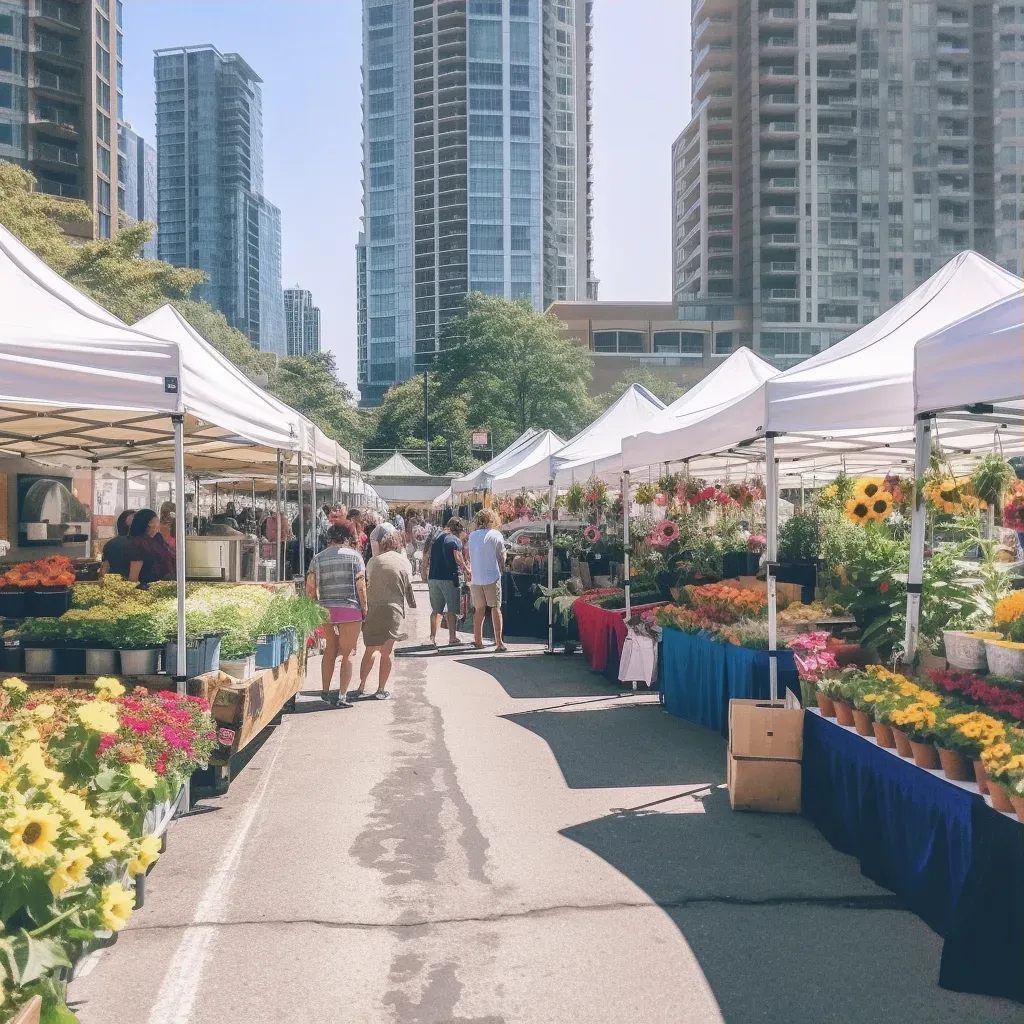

left=1010, top=792, right=1024, bottom=823
left=909, top=740, right=941, bottom=770
left=891, top=727, right=913, bottom=758
left=833, top=699, right=855, bottom=727
left=937, top=746, right=974, bottom=783
left=815, top=692, right=836, bottom=718
left=989, top=781, right=1015, bottom=814
left=872, top=721, right=896, bottom=748
left=973, top=759, right=990, bottom=795
left=851, top=709, right=874, bottom=737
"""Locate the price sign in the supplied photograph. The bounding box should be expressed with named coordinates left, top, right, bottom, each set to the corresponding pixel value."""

left=471, top=431, right=490, bottom=448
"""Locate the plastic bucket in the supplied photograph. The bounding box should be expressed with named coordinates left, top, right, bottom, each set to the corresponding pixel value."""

left=85, top=648, right=119, bottom=675
left=163, top=640, right=203, bottom=678
left=255, top=633, right=282, bottom=670
left=119, top=648, right=160, bottom=676
left=24, top=646, right=56, bottom=674
left=200, top=635, right=222, bottom=674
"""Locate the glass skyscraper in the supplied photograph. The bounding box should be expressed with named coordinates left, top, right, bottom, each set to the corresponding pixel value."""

left=154, top=45, right=286, bottom=355
left=673, top=0, right=1013, bottom=368
left=284, top=287, right=322, bottom=356
left=356, top=0, right=596, bottom=408
left=118, top=121, right=157, bottom=259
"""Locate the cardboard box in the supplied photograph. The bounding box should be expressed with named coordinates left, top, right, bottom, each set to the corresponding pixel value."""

left=727, top=698, right=804, bottom=814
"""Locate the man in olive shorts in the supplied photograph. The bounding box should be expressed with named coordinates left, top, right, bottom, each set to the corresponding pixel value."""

left=424, top=516, right=469, bottom=647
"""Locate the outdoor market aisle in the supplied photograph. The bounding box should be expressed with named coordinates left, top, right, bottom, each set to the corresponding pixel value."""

left=69, top=594, right=1022, bottom=1024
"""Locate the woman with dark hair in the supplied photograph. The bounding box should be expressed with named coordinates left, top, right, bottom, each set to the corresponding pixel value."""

left=127, top=508, right=177, bottom=584
left=307, top=521, right=367, bottom=707
left=100, top=509, right=136, bottom=578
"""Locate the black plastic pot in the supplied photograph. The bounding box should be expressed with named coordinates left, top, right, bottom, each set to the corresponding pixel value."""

left=0, top=589, right=26, bottom=619
left=722, top=552, right=762, bottom=579
left=25, top=587, right=72, bottom=618
left=775, top=560, right=818, bottom=603
left=0, top=642, right=24, bottom=673
left=54, top=646, right=86, bottom=675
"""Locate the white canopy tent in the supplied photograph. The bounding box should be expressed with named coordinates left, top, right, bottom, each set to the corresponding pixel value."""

left=451, top=428, right=537, bottom=495
left=365, top=451, right=429, bottom=478
left=484, top=429, right=566, bottom=494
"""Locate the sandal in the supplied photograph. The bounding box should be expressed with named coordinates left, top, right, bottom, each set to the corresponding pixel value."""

left=373, top=690, right=391, bottom=700
left=494, top=644, right=509, bottom=653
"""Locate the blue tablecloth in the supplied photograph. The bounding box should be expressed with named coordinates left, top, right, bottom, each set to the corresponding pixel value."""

left=660, top=628, right=800, bottom=735
left=803, top=712, right=1024, bottom=1003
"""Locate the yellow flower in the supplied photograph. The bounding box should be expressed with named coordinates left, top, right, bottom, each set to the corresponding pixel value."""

left=19, top=726, right=40, bottom=743
left=100, top=883, right=135, bottom=932
left=127, top=763, right=157, bottom=790
left=91, top=817, right=130, bottom=859
left=995, top=592, right=1024, bottom=627
left=861, top=693, right=883, bottom=704
left=49, top=845, right=93, bottom=897
left=46, top=784, right=94, bottom=832
left=13, top=743, right=62, bottom=785
left=77, top=701, right=120, bottom=735
left=3, top=807, right=61, bottom=867
left=845, top=497, right=872, bottom=525
left=897, top=681, right=922, bottom=698
left=94, top=677, right=125, bottom=699
left=2, top=678, right=27, bottom=694
left=30, top=704, right=55, bottom=721
left=916, top=690, right=941, bottom=707
left=821, top=484, right=838, bottom=501
left=128, top=834, right=161, bottom=876
left=864, top=490, right=894, bottom=523
left=982, top=742, right=1013, bottom=770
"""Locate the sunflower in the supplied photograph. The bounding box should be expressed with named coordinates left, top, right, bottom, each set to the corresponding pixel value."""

left=128, top=834, right=162, bottom=877
left=3, top=807, right=61, bottom=866
left=100, top=883, right=135, bottom=932
left=844, top=497, right=872, bottom=525
left=925, top=478, right=987, bottom=515
left=865, top=489, right=895, bottom=523
left=49, top=845, right=94, bottom=897
left=855, top=477, right=885, bottom=502
left=91, top=816, right=130, bottom=859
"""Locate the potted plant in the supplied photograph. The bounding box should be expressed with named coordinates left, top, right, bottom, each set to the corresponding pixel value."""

left=980, top=740, right=1024, bottom=815
left=933, top=709, right=1006, bottom=785
left=116, top=610, right=168, bottom=676
left=17, top=616, right=67, bottom=674
left=888, top=698, right=942, bottom=770
left=62, top=607, right=120, bottom=675
left=776, top=511, right=821, bottom=599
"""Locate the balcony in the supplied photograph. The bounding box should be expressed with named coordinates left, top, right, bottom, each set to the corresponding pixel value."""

left=766, top=287, right=798, bottom=299
left=707, top=156, right=732, bottom=168
left=31, top=35, right=80, bottom=65
left=694, top=13, right=732, bottom=45
left=761, top=63, right=797, bottom=80
left=30, top=142, right=79, bottom=168
left=762, top=92, right=797, bottom=107
left=818, top=9, right=856, bottom=22
left=34, top=177, right=81, bottom=199
left=29, top=107, right=78, bottom=136
left=764, top=232, right=798, bottom=244
left=762, top=176, right=798, bottom=190
left=763, top=205, right=798, bottom=218
left=761, top=33, right=797, bottom=50
left=31, top=1, right=80, bottom=32
left=763, top=149, right=799, bottom=164
left=32, top=69, right=81, bottom=99
left=708, top=240, right=733, bottom=253
left=820, top=122, right=857, bottom=136
left=761, top=7, right=796, bottom=21
left=817, top=33, right=856, bottom=50
left=763, top=120, right=798, bottom=135
left=767, top=261, right=798, bottom=272
left=823, top=94, right=858, bottom=107
left=708, top=266, right=734, bottom=277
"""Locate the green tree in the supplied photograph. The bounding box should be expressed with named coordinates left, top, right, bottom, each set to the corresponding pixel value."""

left=363, top=374, right=475, bottom=472
left=595, top=367, right=685, bottom=410
left=432, top=294, right=594, bottom=448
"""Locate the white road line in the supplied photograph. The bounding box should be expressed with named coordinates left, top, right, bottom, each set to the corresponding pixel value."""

left=146, top=719, right=292, bottom=1024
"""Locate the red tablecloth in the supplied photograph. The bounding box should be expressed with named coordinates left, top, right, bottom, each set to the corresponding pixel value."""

left=572, top=595, right=665, bottom=676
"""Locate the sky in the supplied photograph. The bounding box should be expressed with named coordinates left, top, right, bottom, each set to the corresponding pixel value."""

left=121, top=0, right=690, bottom=390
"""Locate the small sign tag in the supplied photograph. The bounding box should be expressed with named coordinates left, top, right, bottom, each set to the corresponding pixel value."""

left=217, top=727, right=235, bottom=747
left=164, top=376, right=179, bottom=394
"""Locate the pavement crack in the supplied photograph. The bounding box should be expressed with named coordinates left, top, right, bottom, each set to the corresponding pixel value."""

left=127, top=891, right=903, bottom=935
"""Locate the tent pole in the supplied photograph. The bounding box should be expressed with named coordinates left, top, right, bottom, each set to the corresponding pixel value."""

left=122, top=466, right=129, bottom=516
left=89, top=459, right=98, bottom=559
left=622, top=471, right=631, bottom=621
left=904, top=417, right=931, bottom=663
left=276, top=450, right=284, bottom=582
left=765, top=435, right=779, bottom=702
left=172, top=415, right=187, bottom=696
left=298, top=450, right=305, bottom=579
left=251, top=477, right=256, bottom=521
left=310, top=456, right=318, bottom=557
left=547, top=477, right=556, bottom=654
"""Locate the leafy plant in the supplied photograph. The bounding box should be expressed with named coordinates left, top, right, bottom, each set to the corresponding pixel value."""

left=970, top=453, right=1015, bottom=508
left=778, top=510, right=820, bottom=562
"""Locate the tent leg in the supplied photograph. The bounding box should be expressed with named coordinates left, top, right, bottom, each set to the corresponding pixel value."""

left=276, top=450, right=284, bottom=582
left=904, top=417, right=931, bottom=663
left=547, top=479, right=556, bottom=654
left=298, top=450, right=305, bottom=578
left=765, top=436, right=779, bottom=702
left=172, top=415, right=187, bottom=696
left=310, top=458, right=318, bottom=557
left=122, top=466, right=129, bottom=516
left=622, top=471, right=631, bottom=620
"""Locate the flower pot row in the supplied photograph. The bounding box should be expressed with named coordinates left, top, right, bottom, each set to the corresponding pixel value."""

left=943, top=629, right=1024, bottom=677
left=818, top=694, right=1024, bottom=820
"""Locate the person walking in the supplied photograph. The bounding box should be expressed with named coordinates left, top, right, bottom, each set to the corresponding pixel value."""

left=468, top=509, right=508, bottom=651
left=424, top=516, right=469, bottom=648
left=354, top=530, right=416, bottom=700
left=306, top=521, right=367, bottom=708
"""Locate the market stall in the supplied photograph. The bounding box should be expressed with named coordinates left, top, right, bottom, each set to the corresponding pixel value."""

left=571, top=591, right=665, bottom=683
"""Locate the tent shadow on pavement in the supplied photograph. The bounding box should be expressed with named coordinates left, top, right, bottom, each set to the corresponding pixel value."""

left=456, top=653, right=621, bottom=699
left=503, top=702, right=1024, bottom=1022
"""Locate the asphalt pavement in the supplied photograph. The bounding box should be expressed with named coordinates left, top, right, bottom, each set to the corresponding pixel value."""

left=68, top=585, right=1023, bottom=1023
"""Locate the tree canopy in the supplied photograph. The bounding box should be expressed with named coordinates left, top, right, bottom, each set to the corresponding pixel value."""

left=431, top=294, right=594, bottom=451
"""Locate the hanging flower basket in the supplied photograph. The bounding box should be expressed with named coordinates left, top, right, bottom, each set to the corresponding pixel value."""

left=583, top=525, right=601, bottom=544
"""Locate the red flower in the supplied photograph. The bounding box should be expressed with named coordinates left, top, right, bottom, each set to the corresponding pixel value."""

left=879, top=581, right=889, bottom=594
left=98, top=734, right=117, bottom=755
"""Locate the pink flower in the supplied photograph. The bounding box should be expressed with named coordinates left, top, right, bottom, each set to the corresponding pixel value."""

left=98, top=734, right=117, bottom=755
left=648, top=519, right=680, bottom=548
left=654, top=493, right=668, bottom=507
left=584, top=525, right=601, bottom=544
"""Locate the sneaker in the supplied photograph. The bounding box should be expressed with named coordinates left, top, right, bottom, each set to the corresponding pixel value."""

left=322, top=690, right=339, bottom=706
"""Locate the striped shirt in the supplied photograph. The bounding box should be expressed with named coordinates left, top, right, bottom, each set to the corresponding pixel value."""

left=311, top=545, right=365, bottom=610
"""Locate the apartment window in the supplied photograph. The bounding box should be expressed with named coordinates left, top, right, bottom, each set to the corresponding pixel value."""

left=371, top=214, right=395, bottom=239
left=0, top=46, right=12, bottom=72
left=370, top=140, right=394, bottom=163
left=593, top=331, right=644, bottom=354
left=96, top=111, right=110, bottom=144
left=510, top=168, right=533, bottom=195
left=369, top=91, right=393, bottom=114
left=96, top=44, right=110, bottom=79
left=469, top=20, right=501, bottom=60
left=96, top=12, right=109, bottom=43
left=97, top=178, right=110, bottom=212
left=510, top=225, right=531, bottom=251
left=0, top=120, right=13, bottom=146
left=369, top=67, right=393, bottom=90
left=653, top=331, right=703, bottom=355
left=369, top=3, right=393, bottom=25
left=0, top=14, right=12, bottom=36
left=98, top=212, right=110, bottom=238
left=509, top=116, right=531, bottom=138
left=471, top=223, right=503, bottom=250
left=472, top=196, right=503, bottom=220
left=470, top=114, right=503, bottom=138
left=511, top=282, right=531, bottom=300
left=510, top=90, right=531, bottom=113
left=370, top=316, right=396, bottom=337
left=470, top=0, right=502, bottom=13
left=96, top=143, right=110, bottom=175
left=510, top=0, right=530, bottom=15
left=511, top=254, right=531, bottom=279
left=510, top=64, right=531, bottom=88
left=510, top=21, right=531, bottom=62
left=97, top=79, right=110, bottom=112
left=469, top=63, right=502, bottom=86
left=470, top=88, right=502, bottom=111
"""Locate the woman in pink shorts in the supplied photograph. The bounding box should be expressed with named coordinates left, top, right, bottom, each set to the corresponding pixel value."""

left=306, top=522, right=367, bottom=707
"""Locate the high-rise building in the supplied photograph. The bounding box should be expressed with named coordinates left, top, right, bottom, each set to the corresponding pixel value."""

left=994, top=4, right=1024, bottom=274
left=118, top=121, right=157, bottom=258
left=673, top=0, right=1003, bottom=368
left=154, top=45, right=286, bottom=355
left=0, top=0, right=124, bottom=239
left=356, top=0, right=596, bottom=408
left=284, top=286, right=322, bottom=356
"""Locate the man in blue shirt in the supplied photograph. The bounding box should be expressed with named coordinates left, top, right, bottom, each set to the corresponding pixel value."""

left=424, top=516, right=469, bottom=647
